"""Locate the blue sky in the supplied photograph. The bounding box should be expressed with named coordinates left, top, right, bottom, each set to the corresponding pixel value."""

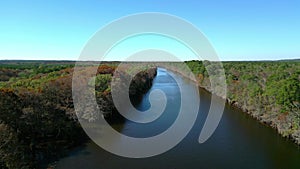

left=0, top=0, right=299, bottom=61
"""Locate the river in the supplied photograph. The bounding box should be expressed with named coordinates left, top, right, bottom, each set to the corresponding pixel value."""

left=56, top=68, right=300, bottom=169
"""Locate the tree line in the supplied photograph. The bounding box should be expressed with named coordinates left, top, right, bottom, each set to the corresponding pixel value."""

left=185, top=60, right=300, bottom=143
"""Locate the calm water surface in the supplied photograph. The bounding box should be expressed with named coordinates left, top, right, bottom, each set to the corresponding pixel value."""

left=57, top=68, right=300, bottom=169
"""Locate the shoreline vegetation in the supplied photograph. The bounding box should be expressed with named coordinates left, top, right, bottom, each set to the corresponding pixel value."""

left=0, top=60, right=299, bottom=168
left=0, top=61, right=157, bottom=169
left=167, top=60, right=300, bottom=145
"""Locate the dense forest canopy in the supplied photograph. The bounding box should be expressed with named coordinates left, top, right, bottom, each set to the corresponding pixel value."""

left=0, top=61, right=156, bottom=168
left=185, top=60, right=300, bottom=141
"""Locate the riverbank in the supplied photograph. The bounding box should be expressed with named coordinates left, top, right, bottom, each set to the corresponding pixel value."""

left=43, top=66, right=157, bottom=169
left=101, top=67, right=157, bottom=122
left=164, top=61, right=300, bottom=146
left=0, top=62, right=157, bottom=169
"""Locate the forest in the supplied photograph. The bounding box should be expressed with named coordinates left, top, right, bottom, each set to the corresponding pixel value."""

left=0, top=61, right=156, bottom=168
left=0, top=60, right=299, bottom=168
left=185, top=60, right=300, bottom=144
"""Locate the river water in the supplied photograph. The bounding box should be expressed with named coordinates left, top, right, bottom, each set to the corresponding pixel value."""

left=56, top=68, right=300, bottom=169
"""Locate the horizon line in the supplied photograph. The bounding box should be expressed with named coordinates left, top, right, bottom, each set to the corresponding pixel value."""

left=0, top=58, right=299, bottom=62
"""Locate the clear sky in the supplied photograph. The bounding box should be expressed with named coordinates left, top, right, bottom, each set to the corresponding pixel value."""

left=0, top=0, right=299, bottom=61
